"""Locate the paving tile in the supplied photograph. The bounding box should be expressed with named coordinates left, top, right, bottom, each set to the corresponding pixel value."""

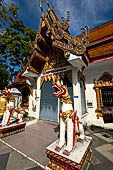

left=0, top=142, right=12, bottom=155
left=0, top=152, right=10, bottom=170
left=89, top=150, right=113, bottom=170
left=91, top=155, right=101, bottom=165
left=95, top=144, right=113, bottom=163
left=6, top=151, right=36, bottom=170
left=89, top=134, right=106, bottom=148
left=94, top=133, right=113, bottom=143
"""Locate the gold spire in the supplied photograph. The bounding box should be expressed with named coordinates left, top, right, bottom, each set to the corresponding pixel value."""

left=40, top=0, right=44, bottom=17
left=46, top=0, right=50, bottom=11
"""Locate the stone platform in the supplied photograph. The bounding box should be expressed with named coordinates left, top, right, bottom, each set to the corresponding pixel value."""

left=0, top=122, right=26, bottom=138
left=45, top=136, right=92, bottom=170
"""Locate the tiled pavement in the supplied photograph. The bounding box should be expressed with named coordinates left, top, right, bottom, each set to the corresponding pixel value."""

left=0, top=121, right=58, bottom=170
left=86, top=127, right=113, bottom=170
left=0, top=142, right=43, bottom=170
left=0, top=121, right=113, bottom=170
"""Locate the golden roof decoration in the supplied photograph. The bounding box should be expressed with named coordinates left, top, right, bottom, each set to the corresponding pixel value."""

left=39, top=0, right=89, bottom=57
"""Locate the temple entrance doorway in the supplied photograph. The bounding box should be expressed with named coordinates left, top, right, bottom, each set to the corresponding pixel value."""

left=40, top=73, right=73, bottom=122
left=21, top=86, right=30, bottom=109
left=40, top=80, right=58, bottom=122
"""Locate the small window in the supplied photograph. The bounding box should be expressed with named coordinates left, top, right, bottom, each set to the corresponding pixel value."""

left=101, top=87, right=113, bottom=107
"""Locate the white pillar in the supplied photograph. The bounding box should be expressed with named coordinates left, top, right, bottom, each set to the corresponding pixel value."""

left=72, top=67, right=82, bottom=121
left=58, top=98, right=60, bottom=123
left=28, top=94, right=33, bottom=117
left=35, top=75, right=41, bottom=119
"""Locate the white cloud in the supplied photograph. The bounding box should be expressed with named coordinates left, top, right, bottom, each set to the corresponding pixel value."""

left=49, top=0, right=113, bottom=35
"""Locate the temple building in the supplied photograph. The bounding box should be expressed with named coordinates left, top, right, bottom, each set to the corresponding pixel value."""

left=10, top=3, right=113, bottom=129
left=84, top=20, right=113, bottom=127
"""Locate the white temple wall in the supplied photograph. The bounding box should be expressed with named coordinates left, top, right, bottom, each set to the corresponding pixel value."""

left=28, top=74, right=41, bottom=119
left=82, top=59, right=113, bottom=129
left=28, top=78, right=38, bottom=118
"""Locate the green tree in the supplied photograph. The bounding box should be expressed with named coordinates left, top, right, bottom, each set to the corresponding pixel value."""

left=0, top=0, right=37, bottom=89
left=0, top=65, right=9, bottom=90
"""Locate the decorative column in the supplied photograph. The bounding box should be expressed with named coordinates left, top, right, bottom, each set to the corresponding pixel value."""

left=72, top=67, right=82, bottom=120
left=94, top=86, right=103, bottom=118
left=36, top=74, right=41, bottom=119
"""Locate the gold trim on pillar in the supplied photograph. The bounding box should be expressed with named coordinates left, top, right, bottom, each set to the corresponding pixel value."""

left=94, top=72, right=113, bottom=119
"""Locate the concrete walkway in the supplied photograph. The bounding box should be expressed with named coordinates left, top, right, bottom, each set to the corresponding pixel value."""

left=0, top=121, right=113, bottom=170
left=0, top=120, right=58, bottom=169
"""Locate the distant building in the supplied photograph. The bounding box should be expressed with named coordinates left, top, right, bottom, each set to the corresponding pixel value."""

left=8, top=70, right=36, bottom=115
left=10, top=88, right=22, bottom=108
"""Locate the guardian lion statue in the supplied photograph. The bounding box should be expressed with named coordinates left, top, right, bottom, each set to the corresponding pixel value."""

left=0, top=88, right=24, bottom=127
left=52, top=77, right=84, bottom=156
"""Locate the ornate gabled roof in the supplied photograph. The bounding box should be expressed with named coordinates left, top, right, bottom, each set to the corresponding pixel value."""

left=39, top=0, right=89, bottom=56
left=28, top=0, right=89, bottom=73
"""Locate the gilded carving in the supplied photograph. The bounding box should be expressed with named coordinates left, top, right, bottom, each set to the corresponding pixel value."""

left=29, top=1, right=89, bottom=76
left=42, top=48, right=69, bottom=73
left=38, top=0, right=89, bottom=58
left=40, top=71, right=72, bottom=89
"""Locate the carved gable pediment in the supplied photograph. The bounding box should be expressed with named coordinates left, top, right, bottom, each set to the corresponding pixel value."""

left=42, top=48, right=69, bottom=73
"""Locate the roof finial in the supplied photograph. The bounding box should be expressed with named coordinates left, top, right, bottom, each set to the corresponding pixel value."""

left=46, top=0, right=50, bottom=11
left=40, top=0, right=44, bottom=17
left=61, top=11, right=70, bottom=31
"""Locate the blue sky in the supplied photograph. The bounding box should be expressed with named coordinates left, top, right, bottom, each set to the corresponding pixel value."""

left=5, top=0, right=113, bottom=35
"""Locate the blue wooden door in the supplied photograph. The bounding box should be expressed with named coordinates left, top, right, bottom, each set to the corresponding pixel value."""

left=40, top=80, right=58, bottom=122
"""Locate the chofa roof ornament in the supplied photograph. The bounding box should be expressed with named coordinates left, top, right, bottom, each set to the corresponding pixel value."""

left=61, top=11, right=70, bottom=31
left=40, top=0, right=44, bottom=17
left=40, top=0, right=50, bottom=17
